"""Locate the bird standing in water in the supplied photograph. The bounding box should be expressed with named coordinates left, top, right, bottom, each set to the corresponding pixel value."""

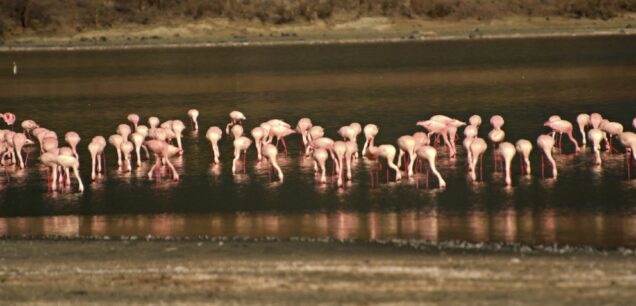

left=12, top=61, right=17, bottom=76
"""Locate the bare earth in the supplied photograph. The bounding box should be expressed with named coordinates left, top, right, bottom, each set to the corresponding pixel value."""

left=0, top=239, right=635, bottom=305
left=2, top=15, right=635, bottom=51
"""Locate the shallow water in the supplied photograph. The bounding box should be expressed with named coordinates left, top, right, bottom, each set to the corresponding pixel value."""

left=0, top=36, right=635, bottom=247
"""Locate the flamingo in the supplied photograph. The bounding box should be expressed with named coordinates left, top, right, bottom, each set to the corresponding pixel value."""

left=127, top=114, right=140, bottom=129
left=56, top=153, right=84, bottom=192
left=415, top=145, right=446, bottom=188
left=20, top=120, right=39, bottom=138
left=588, top=128, right=604, bottom=166
left=365, top=144, right=401, bottom=182
left=187, top=109, right=199, bottom=131
left=262, top=143, right=283, bottom=182
left=88, top=138, right=105, bottom=180
left=488, top=128, right=505, bottom=171
left=12, top=61, right=17, bottom=76
left=226, top=111, right=246, bottom=135
left=334, top=141, right=347, bottom=187
left=469, top=138, right=487, bottom=181
left=544, top=119, right=580, bottom=153
left=269, top=124, right=295, bottom=156
left=12, top=133, right=32, bottom=169
left=231, top=124, right=244, bottom=139
left=232, top=136, right=252, bottom=174
left=171, top=120, right=186, bottom=153
left=490, top=115, right=504, bottom=130
left=148, top=116, right=160, bottom=129
left=349, top=122, right=362, bottom=159
left=117, top=124, right=131, bottom=141
left=120, top=141, right=134, bottom=171
left=576, top=114, right=591, bottom=145
left=396, top=135, right=416, bottom=178
left=417, top=120, right=454, bottom=156
left=361, top=124, right=379, bottom=157
left=251, top=127, right=266, bottom=161
left=40, top=151, right=60, bottom=191
left=313, top=148, right=329, bottom=184
left=515, top=139, right=532, bottom=176
left=130, top=132, right=146, bottom=167
left=108, top=134, right=124, bottom=167
left=344, top=141, right=357, bottom=180
left=306, top=126, right=325, bottom=155
left=590, top=113, right=603, bottom=129
left=2, top=113, right=16, bottom=127
left=600, top=121, right=623, bottom=153
left=311, top=137, right=338, bottom=172
left=64, top=131, right=80, bottom=158
left=41, top=136, right=59, bottom=153
left=206, top=127, right=223, bottom=164
left=296, top=118, right=313, bottom=152
left=633, top=118, right=636, bottom=130
left=469, top=115, right=482, bottom=134
left=145, top=139, right=179, bottom=181
left=537, top=135, right=557, bottom=179
left=498, top=142, right=516, bottom=186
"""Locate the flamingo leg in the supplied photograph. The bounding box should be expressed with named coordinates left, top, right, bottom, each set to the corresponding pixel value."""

left=541, top=154, right=545, bottom=179
left=627, top=152, right=632, bottom=180
left=479, top=154, right=483, bottom=181
left=281, top=138, right=288, bottom=156
left=243, top=152, right=247, bottom=175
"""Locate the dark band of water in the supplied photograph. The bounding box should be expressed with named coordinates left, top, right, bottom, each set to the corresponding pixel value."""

left=0, top=36, right=635, bottom=247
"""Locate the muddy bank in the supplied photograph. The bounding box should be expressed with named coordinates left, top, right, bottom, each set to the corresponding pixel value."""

left=1, top=15, right=635, bottom=51
left=1, top=239, right=635, bottom=305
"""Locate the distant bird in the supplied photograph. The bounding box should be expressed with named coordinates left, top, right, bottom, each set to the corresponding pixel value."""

left=498, top=142, right=516, bottom=186
left=187, top=109, right=199, bottom=131
left=415, top=145, right=446, bottom=189
left=576, top=114, right=591, bottom=145
left=515, top=139, right=533, bottom=176
left=537, top=135, right=557, bottom=179
left=12, top=61, right=17, bottom=76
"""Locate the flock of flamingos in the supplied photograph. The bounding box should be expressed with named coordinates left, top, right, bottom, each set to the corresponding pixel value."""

left=0, top=110, right=635, bottom=193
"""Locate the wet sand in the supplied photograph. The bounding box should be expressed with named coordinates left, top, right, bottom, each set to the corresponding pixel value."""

left=2, top=16, right=635, bottom=51
left=1, top=239, right=635, bottom=305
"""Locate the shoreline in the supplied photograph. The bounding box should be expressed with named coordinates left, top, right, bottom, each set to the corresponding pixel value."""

left=1, top=239, right=636, bottom=304
left=1, top=16, right=634, bottom=52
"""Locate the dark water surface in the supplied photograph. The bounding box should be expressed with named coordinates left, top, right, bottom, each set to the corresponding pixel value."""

left=0, top=36, right=635, bottom=247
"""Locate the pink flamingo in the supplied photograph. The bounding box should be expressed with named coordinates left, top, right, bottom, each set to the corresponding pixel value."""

left=333, top=141, right=347, bottom=187
left=226, top=111, right=246, bottom=135
left=148, top=116, right=160, bottom=129
left=498, top=142, right=516, bottom=186
left=469, top=115, right=482, bottom=133
left=251, top=127, right=266, bottom=161
left=171, top=120, right=186, bottom=153
left=515, top=139, right=532, bottom=176
left=590, top=113, right=603, bottom=129
left=64, top=131, right=80, bottom=158
left=349, top=122, right=362, bottom=159
left=397, top=135, right=416, bottom=178
left=588, top=128, right=604, bottom=166
left=544, top=119, right=580, bottom=153
left=269, top=124, right=295, bottom=156
left=231, top=124, right=244, bottom=139
left=131, top=132, right=146, bottom=167
left=187, top=109, right=199, bottom=131
left=296, top=118, right=313, bottom=152
left=2, top=113, right=16, bottom=128
left=600, top=121, right=623, bottom=153
left=117, top=124, right=131, bottom=141
left=33, top=127, right=49, bottom=146
left=305, top=126, right=325, bottom=155
left=311, top=137, right=338, bottom=172
left=262, top=143, right=284, bottom=182
left=488, top=128, right=505, bottom=171
left=576, top=114, right=590, bottom=145
left=537, top=135, right=557, bottom=179
left=120, top=141, right=134, bottom=172
left=56, top=153, right=84, bottom=192
left=633, top=118, right=636, bottom=130
left=232, top=136, right=252, bottom=174
left=490, top=115, right=504, bottom=130
left=20, top=120, right=39, bottom=138
left=41, top=135, right=59, bottom=153
left=108, top=134, right=124, bottom=167
left=205, top=127, right=223, bottom=164
left=361, top=124, right=379, bottom=157
left=469, top=138, right=487, bottom=181
left=88, top=138, right=105, bottom=180
left=365, top=144, right=401, bottom=182
left=415, top=145, right=446, bottom=188
left=313, top=148, right=329, bottom=184
left=127, top=114, right=140, bottom=129
left=12, top=133, right=32, bottom=169
left=416, top=120, right=454, bottom=156
left=145, top=139, right=179, bottom=181
left=40, top=152, right=59, bottom=190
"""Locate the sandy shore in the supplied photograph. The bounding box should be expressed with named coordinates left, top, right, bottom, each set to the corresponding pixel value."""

left=1, top=239, right=635, bottom=305
left=1, top=15, right=635, bottom=52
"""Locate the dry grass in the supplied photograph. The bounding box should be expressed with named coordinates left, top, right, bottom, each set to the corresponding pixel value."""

left=1, top=0, right=635, bottom=39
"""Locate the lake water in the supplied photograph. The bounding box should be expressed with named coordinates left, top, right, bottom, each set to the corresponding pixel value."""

left=0, top=36, right=635, bottom=247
